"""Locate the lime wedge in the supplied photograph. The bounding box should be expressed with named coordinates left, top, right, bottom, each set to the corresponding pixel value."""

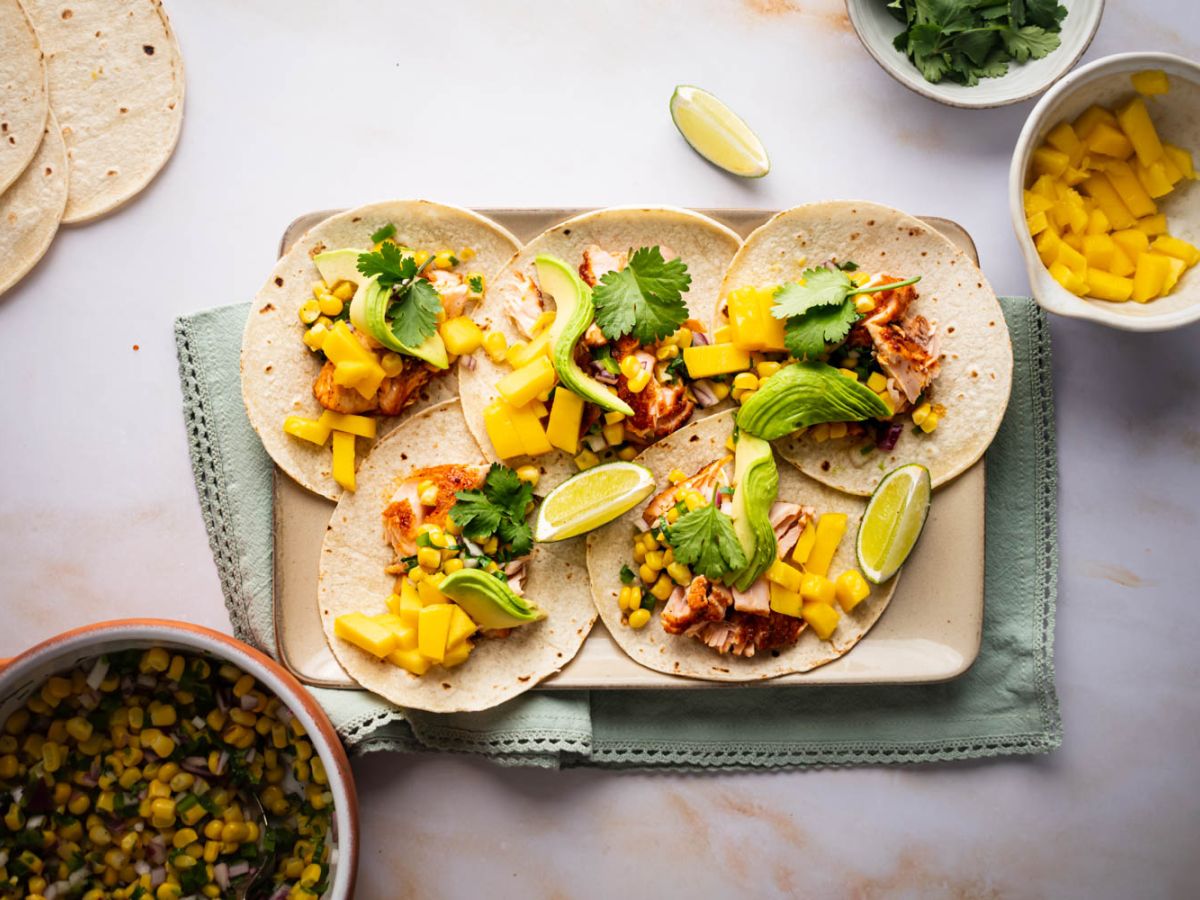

left=856, top=464, right=932, bottom=584
left=670, top=85, right=769, bottom=178
left=533, top=462, right=655, bottom=542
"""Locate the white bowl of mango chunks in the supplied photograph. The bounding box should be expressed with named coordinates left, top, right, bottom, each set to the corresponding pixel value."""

left=1011, top=52, right=1200, bottom=331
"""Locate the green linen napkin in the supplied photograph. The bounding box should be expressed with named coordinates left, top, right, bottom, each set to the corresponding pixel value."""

left=175, top=297, right=1060, bottom=769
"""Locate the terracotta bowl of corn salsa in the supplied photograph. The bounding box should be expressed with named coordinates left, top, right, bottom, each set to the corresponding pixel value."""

left=1011, top=52, right=1200, bottom=331
left=0, top=620, right=357, bottom=899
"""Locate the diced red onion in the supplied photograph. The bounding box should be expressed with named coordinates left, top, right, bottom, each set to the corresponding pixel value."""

left=151, top=867, right=166, bottom=888
left=461, top=354, right=476, bottom=371
left=240, top=693, right=258, bottom=710
left=877, top=422, right=903, bottom=452
left=214, top=863, right=230, bottom=890
left=690, top=330, right=711, bottom=346
left=691, top=380, right=719, bottom=408
left=584, top=432, right=607, bottom=452
left=228, top=862, right=250, bottom=878
left=216, top=751, right=229, bottom=775
left=86, top=658, right=109, bottom=690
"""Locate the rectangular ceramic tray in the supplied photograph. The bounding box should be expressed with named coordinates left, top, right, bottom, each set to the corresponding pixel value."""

left=274, top=208, right=985, bottom=689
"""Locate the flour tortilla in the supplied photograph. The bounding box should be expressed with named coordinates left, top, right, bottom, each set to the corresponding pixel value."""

left=0, top=111, right=67, bottom=297
left=587, top=410, right=898, bottom=681
left=0, top=0, right=47, bottom=195
left=22, top=0, right=184, bottom=223
left=461, top=206, right=741, bottom=494
left=241, top=200, right=521, bottom=501
left=719, top=200, right=1012, bottom=495
left=318, top=400, right=595, bottom=713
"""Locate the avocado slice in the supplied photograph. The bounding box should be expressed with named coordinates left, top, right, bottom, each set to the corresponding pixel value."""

left=314, top=248, right=363, bottom=289
left=362, top=277, right=449, bottom=369
left=438, top=569, right=545, bottom=630
left=730, top=433, right=779, bottom=591
left=737, top=362, right=890, bottom=441
left=534, top=255, right=634, bottom=416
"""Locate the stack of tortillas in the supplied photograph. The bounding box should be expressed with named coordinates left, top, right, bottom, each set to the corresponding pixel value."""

left=0, top=0, right=184, bottom=296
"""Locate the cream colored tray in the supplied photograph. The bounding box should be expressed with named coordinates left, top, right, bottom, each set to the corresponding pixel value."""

left=273, top=208, right=985, bottom=689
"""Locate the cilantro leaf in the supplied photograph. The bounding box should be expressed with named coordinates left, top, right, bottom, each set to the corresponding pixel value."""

left=357, top=241, right=416, bottom=288
left=772, top=268, right=854, bottom=319
left=1000, top=25, right=1060, bottom=63
left=665, top=503, right=747, bottom=582
left=784, top=299, right=860, bottom=360
left=467, top=274, right=484, bottom=294
left=449, top=464, right=533, bottom=559
left=592, top=247, right=691, bottom=343
left=386, top=279, right=442, bottom=348
left=370, top=223, right=397, bottom=244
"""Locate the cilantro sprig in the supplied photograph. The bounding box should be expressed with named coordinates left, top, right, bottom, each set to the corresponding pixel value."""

left=772, top=267, right=920, bottom=360
left=592, top=247, right=692, bottom=344
left=663, top=494, right=746, bottom=582
left=887, top=0, right=1067, bottom=87
left=449, top=464, right=534, bottom=559
left=370, top=223, right=397, bottom=244
left=356, top=243, right=442, bottom=348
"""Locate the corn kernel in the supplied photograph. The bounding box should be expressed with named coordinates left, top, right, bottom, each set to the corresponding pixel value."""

left=666, top=507, right=681, bottom=523
left=920, top=412, right=939, bottom=433
left=650, top=575, right=675, bottom=601
left=628, top=608, right=652, bottom=629
left=617, top=446, right=638, bottom=461
left=417, top=547, right=441, bottom=570
left=911, top=402, right=931, bottom=426
left=655, top=344, right=680, bottom=360
left=380, top=352, right=405, bottom=377
left=732, top=372, right=759, bottom=392
left=666, top=562, right=691, bottom=585
left=800, top=572, right=836, bottom=605
left=574, top=450, right=600, bottom=470
left=854, top=294, right=877, bottom=314
left=317, top=292, right=343, bottom=317
left=756, top=361, right=781, bottom=379
left=483, top=330, right=508, bottom=362
left=298, top=299, right=321, bottom=325
left=835, top=570, right=871, bottom=612
left=626, top=369, right=651, bottom=393
left=516, top=465, right=540, bottom=486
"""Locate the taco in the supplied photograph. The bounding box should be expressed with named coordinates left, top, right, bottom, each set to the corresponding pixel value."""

left=241, top=200, right=520, bottom=499
left=587, top=410, right=899, bottom=681
left=712, top=200, right=1012, bottom=495
left=319, top=400, right=595, bottom=713
left=459, top=206, right=741, bottom=493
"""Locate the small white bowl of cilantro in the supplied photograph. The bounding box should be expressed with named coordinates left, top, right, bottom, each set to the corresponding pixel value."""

left=846, top=0, right=1105, bottom=109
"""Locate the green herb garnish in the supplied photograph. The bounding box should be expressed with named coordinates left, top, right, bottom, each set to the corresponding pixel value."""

left=467, top=274, right=484, bottom=294
left=450, top=464, right=534, bottom=558
left=772, top=267, right=920, bottom=360
left=371, top=223, right=397, bottom=244
left=887, top=0, right=1067, bottom=87
left=619, top=565, right=636, bottom=585
left=356, top=243, right=442, bottom=347
left=592, top=246, right=692, bottom=343
left=664, top=499, right=747, bottom=581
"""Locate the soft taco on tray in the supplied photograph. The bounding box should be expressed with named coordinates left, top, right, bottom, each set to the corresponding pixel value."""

left=587, top=410, right=898, bottom=681
left=241, top=200, right=520, bottom=499
left=705, top=200, right=1012, bottom=495
left=459, top=206, right=741, bottom=493
left=319, top=400, right=594, bottom=713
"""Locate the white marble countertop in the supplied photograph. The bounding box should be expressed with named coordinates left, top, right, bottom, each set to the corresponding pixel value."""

left=2, top=1, right=1197, bottom=897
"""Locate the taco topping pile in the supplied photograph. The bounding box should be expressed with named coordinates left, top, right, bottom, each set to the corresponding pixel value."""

left=282, top=224, right=488, bottom=492
left=682, top=263, right=942, bottom=454
left=477, top=246, right=729, bottom=471
left=333, top=463, right=544, bottom=675
left=617, top=432, right=872, bottom=655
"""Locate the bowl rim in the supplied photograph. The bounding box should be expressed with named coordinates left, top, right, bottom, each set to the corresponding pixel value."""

left=844, top=0, right=1106, bottom=110
left=1009, top=50, right=1200, bottom=332
left=0, top=618, right=359, bottom=900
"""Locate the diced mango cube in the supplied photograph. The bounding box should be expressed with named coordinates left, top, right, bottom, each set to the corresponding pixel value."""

left=800, top=572, right=836, bottom=605
left=545, top=386, right=585, bottom=455
left=1036, top=229, right=1063, bottom=267
left=765, top=558, right=803, bottom=593
left=316, top=410, right=376, bottom=440
left=483, top=400, right=526, bottom=459
left=1062, top=166, right=1090, bottom=187
left=1053, top=240, right=1088, bottom=275
left=387, top=648, right=432, bottom=676
left=1136, top=214, right=1168, bottom=237
left=441, top=641, right=473, bottom=668
left=835, top=570, right=871, bottom=613
left=768, top=582, right=802, bottom=618
left=504, top=328, right=553, bottom=368
left=417, top=604, right=454, bottom=663
left=1135, top=162, right=1175, bottom=199
left=683, top=342, right=752, bottom=379
left=1049, top=262, right=1087, bottom=296
left=397, top=580, right=423, bottom=628
left=1081, top=175, right=1135, bottom=230
left=439, top=316, right=484, bottom=356
left=801, top=602, right=840, bottom=641
left=1116, top=97, right=1164, bottom=166
left=1085, top=209, right=1111, bottom=235
left=373, top=614, right=417, bottom=652
left=1156, top=253, right=1187, bottom=293
left=1102, top=161, right=1157, bottom=218
left=1029, top=174, right=1059, bottom=200
left=1150, top=235, right=1200, bottom=267
left=1024, top=190, right=1054, bottom=216
left=1085, top=122, right=1133, bottom=159
left=331, top=430, right=357, bottom=492
left=321, top=322, right=385, bottom=399
left=333, top=612, right=396, bottom=659
left=1163, top=143, right=1195, bottom=180
left=1032, top=146, right=1070, bottom=177
left=417, top=577, right=446, bottom=607
left=1131, top=69, right=1169, bottom=96
left=1108, top=245, right=1136, bottom=278
left=283, top=415, right=332, bottom=446
left=1026, top=211, right=1049, bottom=236
left=496, top=355, right=557, bottom=408
left=726, top=286, right=787, bottom=352
left=1073, top=105, right=1118, bottom=140
left=446, top=605, right=477, bottom=649
left=1132, top=251, right=1173, bottom=302
left=790, top=521, right=817, bottom=566
left=1085, top=269, right=1133, bottom=303
left=508, top=400, right=553, bottom=456
left=1112, top=228, right=1150, bottom=261
left=1082, top=233, right=1117, bottom=270
left=1044, top=121, right=1084, bottom=166
left=805, top=513, right=847, bottom=577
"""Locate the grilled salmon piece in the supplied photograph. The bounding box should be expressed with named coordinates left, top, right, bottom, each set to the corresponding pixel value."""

left=382, top=465, right=487, bottom=556
left=641, top=456, right=730, bottom=527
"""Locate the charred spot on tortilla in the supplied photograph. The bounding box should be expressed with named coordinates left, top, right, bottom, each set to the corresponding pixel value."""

left=274, top=277, right=283, bottom=287
left=143, top=44, right=154, bottom=54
